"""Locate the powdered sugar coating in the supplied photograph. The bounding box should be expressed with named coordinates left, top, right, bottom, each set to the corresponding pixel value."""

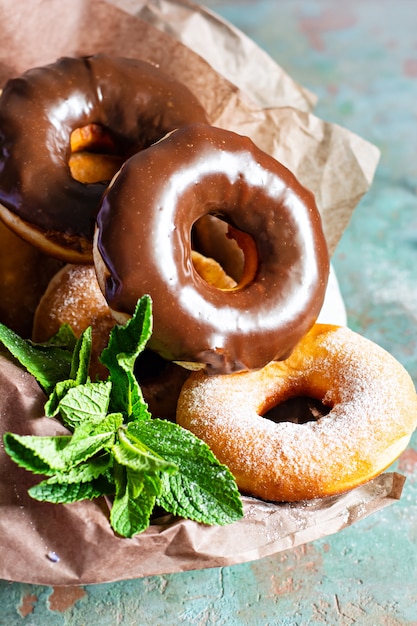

left=177, top=324, right=417, bottom=501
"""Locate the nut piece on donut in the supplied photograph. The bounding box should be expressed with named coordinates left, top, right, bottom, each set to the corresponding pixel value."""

left=177, top=324, right=417, bottom=502
left=94, top=123, right=330, bottom=375
left=0, top=55, right=208, bottom=263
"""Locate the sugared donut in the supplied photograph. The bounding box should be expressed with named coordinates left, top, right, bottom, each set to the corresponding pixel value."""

left=94, top=123, right=329, bottom=375
left=0, top=55, right=208, bottom=263
left=177, top=324, right=417, bottom=501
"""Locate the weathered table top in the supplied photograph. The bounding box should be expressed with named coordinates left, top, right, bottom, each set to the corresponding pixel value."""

left=2, top=1, right=417, bottom=623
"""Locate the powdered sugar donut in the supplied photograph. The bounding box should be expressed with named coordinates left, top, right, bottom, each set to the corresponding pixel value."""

left=177, top=324, right=417, bottom=501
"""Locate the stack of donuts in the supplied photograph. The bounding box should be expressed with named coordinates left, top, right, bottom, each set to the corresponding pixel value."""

left=0, top=54, right=416, bottom=505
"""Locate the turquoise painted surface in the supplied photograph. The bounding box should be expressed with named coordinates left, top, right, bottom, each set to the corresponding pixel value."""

left=1, top=1, right=417, bottom=624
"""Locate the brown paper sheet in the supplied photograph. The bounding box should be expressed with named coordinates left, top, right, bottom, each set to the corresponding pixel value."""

left=0, top=0, right=391, bottom=586
left=124, top=0, right=317, bottom=110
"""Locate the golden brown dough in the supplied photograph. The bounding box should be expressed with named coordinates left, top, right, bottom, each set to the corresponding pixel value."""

left=192, top=215, right=244, bottom=283
left=68, top=123, right=125, bottom=184
left=69, top=152, right=124, bottom=184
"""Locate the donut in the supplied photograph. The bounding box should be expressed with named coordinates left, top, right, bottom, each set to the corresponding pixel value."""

left=94, top=123, right=330, bottom=375
left=0, top=220, right=62, bottom=337
left=0, top=54, right=208, bottom=263
left=176, top=324, right=417, bottom=502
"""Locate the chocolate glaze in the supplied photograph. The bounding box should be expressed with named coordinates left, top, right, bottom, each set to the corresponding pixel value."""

left=96, top=124, right=330, bottom=374
left=0, top=55, right=207, bottom=258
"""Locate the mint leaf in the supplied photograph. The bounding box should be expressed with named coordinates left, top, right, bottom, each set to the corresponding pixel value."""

left=4, top=426, right=115, bottom=473
left=29, top=471, right=114, bottom=503
left=160, top=471, right=242, bottom=526
left=69, top=327, right=92, bottom=384
left=0, top=323, right=73, bottom=394
left=3, top=433, right=72, bottom=474
left=45, top=329, right=93, bottom=418
left=71, top=412, right=124, bottom=443
left=42, top=324, right=78, bottom=350
left=110, top=462, right=161, bottom=537
left=55, top=454, right=113, bottom=482
left=100, top=295, right=152, bottom=421
left=45, top=379, right=78, bottom=418
left=129, top=420, right=244, bottom=525
left=113, top=427, right=177, bottom=475
left=28, top=454, right=114, bottom=504
left=52, top=381, right=112, bottom=428
left=59, top=430, right=115, bottom=467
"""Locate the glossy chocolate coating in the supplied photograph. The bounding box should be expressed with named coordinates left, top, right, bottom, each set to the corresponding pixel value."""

left=96, top=124, right=330, bottom=374
left=0, top=55, right=207, bottom=257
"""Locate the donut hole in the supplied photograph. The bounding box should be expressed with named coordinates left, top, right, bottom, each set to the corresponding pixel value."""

left=192, top=215, right=258, bottom=290
left=69, top=123, right=130, bottom=184
left=262, top=396, right=330, bottom=425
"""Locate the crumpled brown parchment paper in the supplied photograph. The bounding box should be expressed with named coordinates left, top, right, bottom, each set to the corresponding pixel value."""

left=0, top=0, right=394, bottom=586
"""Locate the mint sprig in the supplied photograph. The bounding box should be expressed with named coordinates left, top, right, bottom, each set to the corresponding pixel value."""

left=1, top=295, right=243, bottom=537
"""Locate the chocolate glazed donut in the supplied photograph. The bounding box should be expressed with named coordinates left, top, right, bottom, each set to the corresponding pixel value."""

left=94, top=124, right=330, bottom=375
left=0, top=55, right=208, bottom=262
